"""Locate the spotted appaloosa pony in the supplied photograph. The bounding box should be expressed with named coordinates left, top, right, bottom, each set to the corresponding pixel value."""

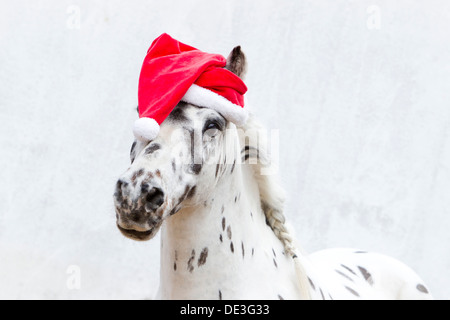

left=114, top=47, right=432, bottom=300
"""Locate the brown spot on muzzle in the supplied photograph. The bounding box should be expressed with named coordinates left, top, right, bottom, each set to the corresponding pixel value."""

left=131, top=169, right=145, bottom=182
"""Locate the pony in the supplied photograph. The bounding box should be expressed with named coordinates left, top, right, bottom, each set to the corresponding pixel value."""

left=113, top=46, right=432, bottom=300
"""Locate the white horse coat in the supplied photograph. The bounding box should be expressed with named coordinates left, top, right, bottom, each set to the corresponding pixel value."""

left=114, top=46, right=432, bottom=300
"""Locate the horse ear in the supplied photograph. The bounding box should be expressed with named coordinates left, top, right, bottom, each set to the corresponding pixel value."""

left=225, top=46, right=247, bottom=80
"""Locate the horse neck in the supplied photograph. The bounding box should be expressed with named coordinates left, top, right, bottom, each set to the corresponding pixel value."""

left=157, top=163, right=301, bottom=299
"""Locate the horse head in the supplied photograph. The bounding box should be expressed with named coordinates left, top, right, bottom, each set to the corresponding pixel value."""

left=114, top=47, right=247, bottom=241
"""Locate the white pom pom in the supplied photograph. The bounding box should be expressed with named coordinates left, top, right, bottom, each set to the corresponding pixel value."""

left=133, top=117, right=159, bottom=142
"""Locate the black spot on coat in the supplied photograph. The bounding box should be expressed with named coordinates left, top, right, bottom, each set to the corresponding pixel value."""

left=198, top=248, right=208, bottom=267
left=227, top=226, right=232, bottom=240
left=190, top=163, right=202, bottom=175
left=168, top=104, right=189, bottom=122
left=358, top=266, right=374, bottom=285
left=345, top=286, right=360, bottom=297
left=145, top=143, right=161, bottom=155
left=416, top=284, right=429, bottom=294
left=222, top=217, right=226, bottom=231
left=187, top=249, right=196, bottom=273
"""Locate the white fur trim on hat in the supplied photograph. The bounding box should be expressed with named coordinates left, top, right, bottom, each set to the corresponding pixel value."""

left=133, top=117, right=159, bottom=142
left=182, top=84, right=249, bottom=126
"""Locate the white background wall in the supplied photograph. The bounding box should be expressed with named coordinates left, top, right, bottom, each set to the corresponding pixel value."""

left=1, top=0, right=449, bottom=299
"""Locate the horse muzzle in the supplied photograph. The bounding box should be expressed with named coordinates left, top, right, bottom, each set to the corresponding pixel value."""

left=116, top=222, right=160, bottom=241
left=114, top=177, right=165, bottom=241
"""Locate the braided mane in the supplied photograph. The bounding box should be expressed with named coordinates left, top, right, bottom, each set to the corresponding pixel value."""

left=237, top=114, right=311, bottom=299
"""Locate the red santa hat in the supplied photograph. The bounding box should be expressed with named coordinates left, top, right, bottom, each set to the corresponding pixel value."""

left=133, top=33, right=248, bottom=142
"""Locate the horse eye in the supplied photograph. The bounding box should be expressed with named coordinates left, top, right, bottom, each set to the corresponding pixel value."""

left=203, top=120, right=223, bottom=134
left=206, top=122, right=220, bottom=130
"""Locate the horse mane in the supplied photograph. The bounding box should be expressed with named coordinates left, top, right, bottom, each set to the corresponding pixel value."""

left=237, top=114, right=292, bottom=253
left=237, top=113, right=312, bottom=299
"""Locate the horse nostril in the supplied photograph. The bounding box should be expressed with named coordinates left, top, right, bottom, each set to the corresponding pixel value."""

left=145, top=187, right=164, bottom=212
left=114, top=179, right=125, bottom=200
